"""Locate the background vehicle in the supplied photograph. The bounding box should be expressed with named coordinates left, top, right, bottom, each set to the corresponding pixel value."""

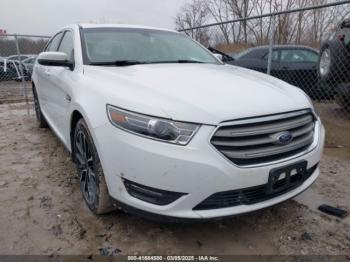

left=22, top=56, right=37, bottom=77
left=7, top=54, right=35, bottom=61
left=319, top=18, right=350, bottom=110
left=224, top=45, right=329, bottom=100
left=0, top=59, right=30, bottom=81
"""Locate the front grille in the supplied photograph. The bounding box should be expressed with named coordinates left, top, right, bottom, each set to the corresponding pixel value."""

left=193, top=164, right=318, bottom=210
left=211, top=110, right=316, bottom=166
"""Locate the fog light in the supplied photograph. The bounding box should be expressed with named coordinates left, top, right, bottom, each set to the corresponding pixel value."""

left=123, top=179, right=186, bottom=205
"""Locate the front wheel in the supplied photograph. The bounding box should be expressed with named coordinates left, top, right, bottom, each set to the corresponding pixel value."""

left=73, top=119, right=116, bottom=215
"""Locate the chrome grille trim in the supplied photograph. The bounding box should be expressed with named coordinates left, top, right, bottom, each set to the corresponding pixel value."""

left=211, top=110, right=317, bottom=167
left=215, top=114, right=313, bottom=137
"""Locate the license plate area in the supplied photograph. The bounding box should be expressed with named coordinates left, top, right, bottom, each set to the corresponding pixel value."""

left=266, top=161, right=307, bottom=195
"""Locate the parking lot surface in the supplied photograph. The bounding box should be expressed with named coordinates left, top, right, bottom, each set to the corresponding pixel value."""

left=0, top=102, right=349, bottom=255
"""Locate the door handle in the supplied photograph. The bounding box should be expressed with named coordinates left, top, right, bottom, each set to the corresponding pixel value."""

left=65, top=94, right=72, bottom=103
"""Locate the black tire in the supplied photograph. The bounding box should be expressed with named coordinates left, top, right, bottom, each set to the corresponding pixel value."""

left=315, top=79, right=336, bottom=101
left=335, top=84, right=350, bottom=112
left=32, top=87, right=49, bottom=128
left=73, top=118, right=116, bottom=215
left=318, top=40, right=350, bottom=85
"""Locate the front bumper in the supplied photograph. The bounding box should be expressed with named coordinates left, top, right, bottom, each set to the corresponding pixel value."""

left=93, top=120, right=325, bottom=219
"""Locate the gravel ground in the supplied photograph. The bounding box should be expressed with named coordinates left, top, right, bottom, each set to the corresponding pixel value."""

left=0, top=102, right=349, bottom=255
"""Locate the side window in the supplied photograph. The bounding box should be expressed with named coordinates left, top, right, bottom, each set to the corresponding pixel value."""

left=46, top=32, right=63, bottom=52
left=58, top=31, right=74, bottom=60
left=281, top=49, right=318, bottom=63
left=263, top=50, right=279, bottom=62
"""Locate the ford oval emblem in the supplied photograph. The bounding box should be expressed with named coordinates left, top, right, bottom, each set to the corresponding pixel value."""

left=272, top=131, right=294, bottom=145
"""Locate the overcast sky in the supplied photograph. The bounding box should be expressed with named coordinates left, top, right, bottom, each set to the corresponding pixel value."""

left=1, top=0, right=189, bottom=36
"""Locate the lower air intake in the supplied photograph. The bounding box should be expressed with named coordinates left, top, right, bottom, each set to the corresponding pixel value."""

left=123, top=179, right=186, bottom=206
left=194, top=164, right=318, bottom=210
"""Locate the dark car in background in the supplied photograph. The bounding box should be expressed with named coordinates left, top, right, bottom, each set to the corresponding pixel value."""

left=226, top=45, right=326, bottom=99
left=319, top=18, right=350, bottom=110
left=22, top=56, right=37, bottom=77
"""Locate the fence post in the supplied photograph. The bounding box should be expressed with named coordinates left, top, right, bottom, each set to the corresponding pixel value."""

left=14, top=34, right=29, bottom=106
left=267, top=15, right=276, bottom=75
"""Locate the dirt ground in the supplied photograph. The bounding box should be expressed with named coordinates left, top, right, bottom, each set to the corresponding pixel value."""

left=0, top=102, right=349, bottom=256
left=0, top=81, right=32, bottom=104
left=315, top=102, right=350, bottom=148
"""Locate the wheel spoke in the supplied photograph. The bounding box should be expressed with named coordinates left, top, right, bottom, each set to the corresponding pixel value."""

left=84, top=169, right=89, bottom=186
left=76, top=153, right=86, bottom=169
left=82, top=134, right=88, bottom=159
left=76, top=138, right=84, bottom=155
left=87, top=156, right=93, bottom=168
left=87, top=170, right=97, bottom=202
left=79, top=170, right=85, bottom=182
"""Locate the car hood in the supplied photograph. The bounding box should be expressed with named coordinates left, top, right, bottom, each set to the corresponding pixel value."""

left=83, top=63, right=312, bottom=125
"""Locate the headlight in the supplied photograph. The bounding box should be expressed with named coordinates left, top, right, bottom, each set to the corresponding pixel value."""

left=107, top=105, right=200, bottom=145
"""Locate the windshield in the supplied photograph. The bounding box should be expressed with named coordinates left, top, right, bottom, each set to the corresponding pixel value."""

left=81, top=28, right=220, bottom=65
left=234, top=49, right=255, bottom=60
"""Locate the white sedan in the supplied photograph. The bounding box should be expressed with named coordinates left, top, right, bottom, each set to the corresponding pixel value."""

left=32, top=24, right=325, bottom=221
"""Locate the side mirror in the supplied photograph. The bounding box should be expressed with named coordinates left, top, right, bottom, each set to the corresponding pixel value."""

left=213, top=53, right=223, bottom=62
left=37, top=52, right=74, bottom=70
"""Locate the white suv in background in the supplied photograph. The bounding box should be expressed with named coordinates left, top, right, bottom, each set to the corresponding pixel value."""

left=32, top=24, right=325, bottom=221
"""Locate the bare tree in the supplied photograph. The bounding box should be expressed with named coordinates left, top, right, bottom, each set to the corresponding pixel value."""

left=225, top=0, right=255, bottom=43
left=205, top=0, right=232, bottom=44
left=175, top=0, right=210, bottom=45
left=176, top=0, right=350, bottom=50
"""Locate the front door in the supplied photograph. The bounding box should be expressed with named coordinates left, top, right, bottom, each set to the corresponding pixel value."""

left=46, top=30, right=75, bottom=145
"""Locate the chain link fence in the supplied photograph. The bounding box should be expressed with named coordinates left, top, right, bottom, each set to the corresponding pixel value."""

left=0, top=2, right=349, bottom=147
left=179, top=0, right=350, bottom=147
left=0, top=34, right=50, bottom=104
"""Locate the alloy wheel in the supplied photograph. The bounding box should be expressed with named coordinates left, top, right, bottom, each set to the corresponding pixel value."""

left=75, top=129, right=98, bottom=205
left=319, top=48, right=331, bottom=76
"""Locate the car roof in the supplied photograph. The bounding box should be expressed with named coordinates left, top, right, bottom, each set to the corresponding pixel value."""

left=22, top=56, right=37, bottom=61
left=78, top=23, right=177, bottom=33
left=7, top=54, right=34, bottom=58
left=248, top=45, right=318, bottom=52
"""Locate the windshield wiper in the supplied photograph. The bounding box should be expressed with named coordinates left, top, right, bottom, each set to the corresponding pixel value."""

left=89, top=60, right=147, bottom=66
left=89, top=59, right=206, bottom=66
left=147, top=60, right=205, bottom=64
left=176, top=60, right=205, bottom=64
